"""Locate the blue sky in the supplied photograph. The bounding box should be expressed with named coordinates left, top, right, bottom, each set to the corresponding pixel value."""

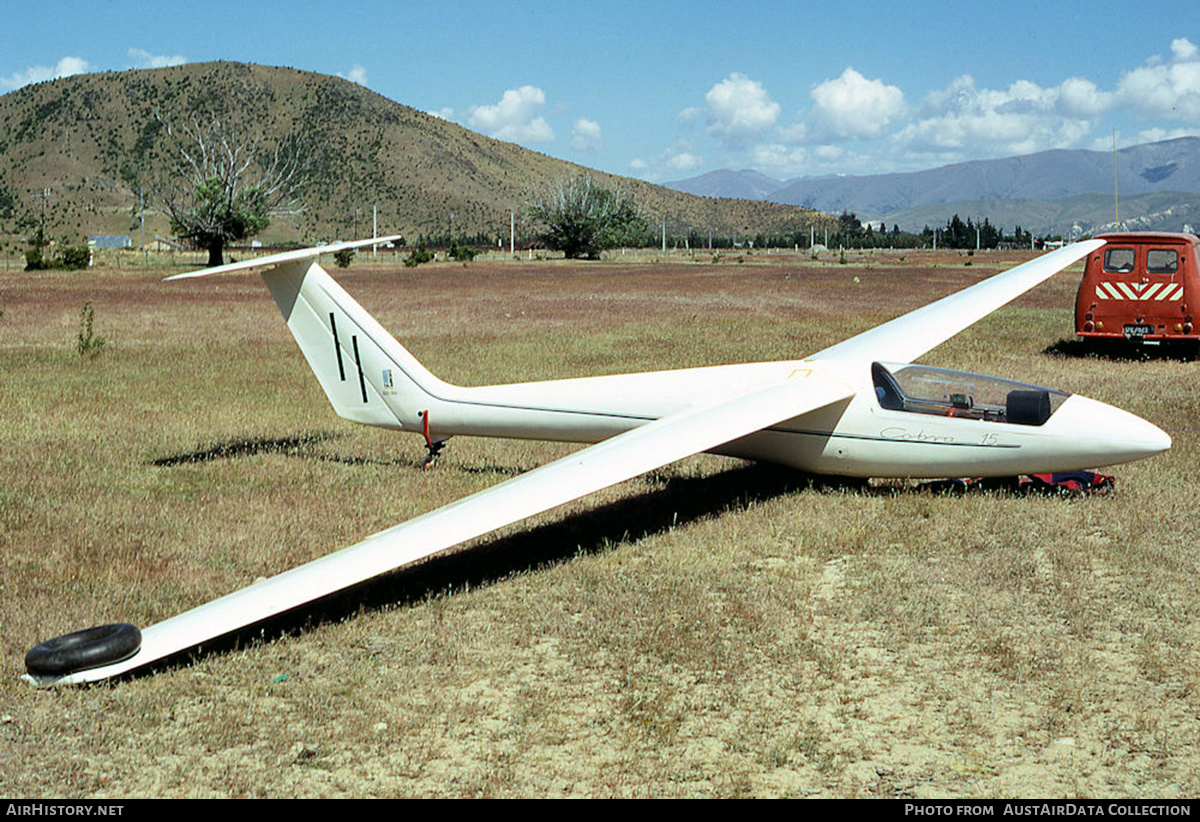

left=3, top=0, right=1197, bottom=182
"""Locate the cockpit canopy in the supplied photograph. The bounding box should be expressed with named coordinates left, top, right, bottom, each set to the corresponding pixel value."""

left=872, top=362, right=1069, bottom=426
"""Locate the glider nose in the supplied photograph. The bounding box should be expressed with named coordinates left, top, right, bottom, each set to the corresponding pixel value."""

left=1056, top=395, right=1171, bottom=466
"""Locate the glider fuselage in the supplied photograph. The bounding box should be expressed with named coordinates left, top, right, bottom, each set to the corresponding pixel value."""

left=369, top=357, right=1169, bottom=479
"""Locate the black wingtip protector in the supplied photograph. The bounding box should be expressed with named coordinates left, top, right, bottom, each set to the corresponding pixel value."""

left=25, top=623, right=142, bottom=676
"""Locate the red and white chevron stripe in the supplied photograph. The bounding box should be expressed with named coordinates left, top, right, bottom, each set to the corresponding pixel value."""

left=1094, top=281, right=1184, bottom=301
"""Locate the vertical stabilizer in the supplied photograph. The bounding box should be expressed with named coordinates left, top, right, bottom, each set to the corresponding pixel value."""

left=260, top=259, right=447, bottom=430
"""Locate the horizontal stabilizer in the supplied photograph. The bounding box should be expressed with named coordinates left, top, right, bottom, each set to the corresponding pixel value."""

left=165, top=236, right=403, bottom=280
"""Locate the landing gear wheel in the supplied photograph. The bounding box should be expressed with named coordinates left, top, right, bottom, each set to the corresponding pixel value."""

left=421, top=440, right=446, bottom=469
left=25, top=623, right=142, bottom=676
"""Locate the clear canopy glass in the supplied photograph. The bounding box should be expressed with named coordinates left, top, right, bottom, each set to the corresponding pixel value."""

left=872, top=362, right=1069, bottom=426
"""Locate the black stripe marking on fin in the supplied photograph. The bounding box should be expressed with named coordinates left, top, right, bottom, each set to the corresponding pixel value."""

left=352, top=335, right=368, bottom=403
left=330, top=312, right=346, bottom=381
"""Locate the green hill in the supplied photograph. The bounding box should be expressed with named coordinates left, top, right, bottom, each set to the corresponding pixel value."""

left=0, top=62, right=828, bottom=248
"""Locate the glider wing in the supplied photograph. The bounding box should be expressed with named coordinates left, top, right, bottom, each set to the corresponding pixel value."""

left=27, top=374, right=854, bottom=685
left=807, top=240, right=1103, bottom=364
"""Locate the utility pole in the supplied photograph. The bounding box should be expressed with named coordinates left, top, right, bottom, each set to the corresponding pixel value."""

left=140, top=187, right=147, bottom=265
left=31, top=187, right=53, bottom=260
left=34, top=187, right=53, bottom=233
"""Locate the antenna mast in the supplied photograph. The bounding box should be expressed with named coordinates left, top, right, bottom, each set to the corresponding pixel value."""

left=1113, top=128, right=1119, bottom=228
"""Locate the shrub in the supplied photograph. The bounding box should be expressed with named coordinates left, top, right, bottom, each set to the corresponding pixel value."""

left=24, top=228, right=90, bottom=271
left=58, top=245, right=90, bottom=270
left=448, top=242, right=476, bottom=262
left=403, top=243, right=435, bottom=268
left=77, top=301, right=106, bottom=359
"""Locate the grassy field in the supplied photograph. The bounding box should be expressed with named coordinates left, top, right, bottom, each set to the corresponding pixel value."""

left=1, top=248, right=1197, bottom=798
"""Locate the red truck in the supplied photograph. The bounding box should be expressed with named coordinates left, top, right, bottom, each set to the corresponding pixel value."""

left=1076, top=231, right=1200, bottom=353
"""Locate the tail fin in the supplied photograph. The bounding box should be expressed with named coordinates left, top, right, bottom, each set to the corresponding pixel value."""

left=167, top=238, right=445, bottom=432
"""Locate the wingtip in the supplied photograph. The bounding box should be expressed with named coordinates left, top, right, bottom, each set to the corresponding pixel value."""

left=163, top=236, right=405, bottom=282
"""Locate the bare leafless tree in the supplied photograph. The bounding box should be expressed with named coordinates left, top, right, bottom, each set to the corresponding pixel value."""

left=153, top=113, right=308, bottom=266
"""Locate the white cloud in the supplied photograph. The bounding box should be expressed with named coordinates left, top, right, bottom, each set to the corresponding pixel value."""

left=466, top=85, right=554, bottom=143
left=1172, top=38, right=1198, bottom=62
left=1127, top=126, right=1200, bottom=146
left=1116, top=37, right=1200, bottom=122
left=338, top=64, right=368, bottom=85
left=749, top=143, right=808, bottom=176
left=1057, top=77, right=1112, bottom=117
left=1, top=56, right=90, bottom=91
left=808, top=67, right=903, bottom=140
left=895, top=74, right=1094, bottom=161
left=676, top=106, right=703, bottom=127
left=1088, top=126, right=1200, bottom=153
left=689, top=37, right=1198, bottom=177
left=658, top=140, right=703, bottom=175
left=778, top=121, right=807, bottom=143
left=127, top=48, right=187, bottom=69
left=814, top=145, right=848, bottom=163
left=665, top=151, right=703, bottom=172
left=703, top=73, right=780, bottom=146
left=570, top=118, right=602, bottom=151
left=628, top=141, right=704, bottom=180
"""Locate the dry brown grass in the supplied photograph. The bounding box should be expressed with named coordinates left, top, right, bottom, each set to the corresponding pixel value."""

left=1, top=249, right=1197, bottom=798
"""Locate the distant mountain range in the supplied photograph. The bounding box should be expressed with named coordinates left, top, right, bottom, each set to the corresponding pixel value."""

left=666, top=137, right=1200, bottom=236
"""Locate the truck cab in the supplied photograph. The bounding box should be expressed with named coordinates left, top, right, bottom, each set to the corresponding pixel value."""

left=1076, top=232, right=1200, bottom=351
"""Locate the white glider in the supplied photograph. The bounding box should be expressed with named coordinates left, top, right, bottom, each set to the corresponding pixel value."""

left=24, top=236, right=1169, bottom=686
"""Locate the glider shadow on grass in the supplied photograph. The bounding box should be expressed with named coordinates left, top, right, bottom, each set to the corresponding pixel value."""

left=115, top=460, right=842, bottom=681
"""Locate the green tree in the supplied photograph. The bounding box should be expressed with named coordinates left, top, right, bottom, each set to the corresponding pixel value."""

left=24, top=227, right=90, bottom=271
left=154, top=115, right=307, bottom=266
left=945, top=214, right=970, bottom=248
left=837, top=210, right=865, bottom=246
left=528, top=175, right=650, bottom=259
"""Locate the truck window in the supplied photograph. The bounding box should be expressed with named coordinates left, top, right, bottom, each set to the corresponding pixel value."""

left=1147, top=249, right=1178, bottom=275
left=1103, top=248, right=1136, bottom=273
